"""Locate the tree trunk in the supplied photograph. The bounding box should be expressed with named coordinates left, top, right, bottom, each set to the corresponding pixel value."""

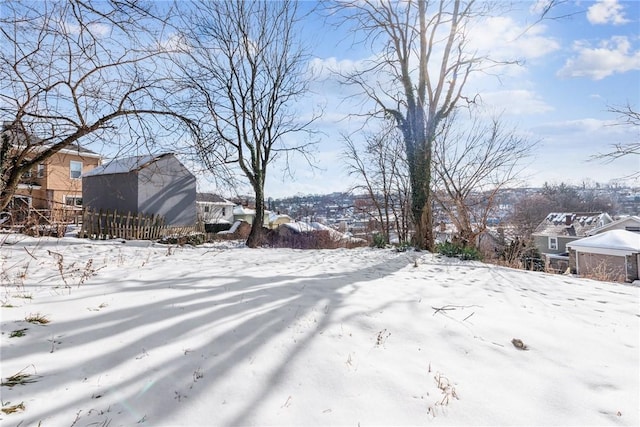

left=404, top=121, right=434, bottom=251
left=246, top=184, right=265, bottom=248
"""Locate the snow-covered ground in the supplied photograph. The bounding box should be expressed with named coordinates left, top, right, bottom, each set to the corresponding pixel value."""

left=1, top=234, right=638, bottom=426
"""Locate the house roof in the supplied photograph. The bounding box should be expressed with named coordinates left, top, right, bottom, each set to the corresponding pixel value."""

left=268, top=211, right=291, bottom=222
left=588, top=215, right=640, bottom=236
left=567, top=230, right=640, bottom=256
left=196, top=193, right=233, bottom=204
left=83, top=153, right=173, bottom=177
left=532, top=212, right=612, bottom=238
left=2, top=123, right=101, bottom=158
left=56, top=143, right=101, bottom=158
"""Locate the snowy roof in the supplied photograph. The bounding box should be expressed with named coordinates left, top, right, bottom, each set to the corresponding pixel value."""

left=268, top=212, right=291, bottom=222
left=282, top=221, right=354, bottom=242
left=282, top=222, right=316, bottom=233
left=567, top=229, right=640, bottom=255
left=83, top=153, right=172, bottom=177
left=196, top=193, right=233, bottom=204
left=233, top=205, right=255, bottom=216
left=533, top=212, right=612, bottom=237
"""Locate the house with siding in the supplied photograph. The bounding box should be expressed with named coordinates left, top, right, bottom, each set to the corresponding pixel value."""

left=587, top=215, right=640, bottom=236
left=196, top=193, right=235, bottom=232
left=15, top=144, right=101, bottom=214
left=2, top=124, right=101, bottom=218
left=532, top=212, right=613, bottom=272
left=82, top=153, right=196, bottom=226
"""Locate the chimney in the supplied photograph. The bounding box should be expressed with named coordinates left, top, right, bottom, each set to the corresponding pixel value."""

left=565, top=214, right=572, bottom=226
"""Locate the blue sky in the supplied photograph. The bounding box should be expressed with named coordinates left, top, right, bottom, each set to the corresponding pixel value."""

left=249, top=0, right=640, bottom=199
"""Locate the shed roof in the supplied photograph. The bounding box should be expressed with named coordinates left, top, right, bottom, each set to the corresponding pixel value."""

left=567, top=230, right=640, bottom=255
left=83, top=153, right=172, bottom=177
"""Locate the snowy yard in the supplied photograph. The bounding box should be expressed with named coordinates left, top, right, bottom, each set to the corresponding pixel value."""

left=1, top=234, right=638, bottom=426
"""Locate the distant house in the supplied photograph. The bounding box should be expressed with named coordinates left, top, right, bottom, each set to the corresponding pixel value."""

left=82, top=153, right=196, bottom=226
left=567, top=230, right=640, bottom=283
left=532, top=212, right=613, bottom=272
left=196, top=193, right=235, bottom=232
left=267, top=211, right=292, bottom=229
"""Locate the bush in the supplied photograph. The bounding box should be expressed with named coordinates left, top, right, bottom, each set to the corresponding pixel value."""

left=436, top=241, right=482, bottom=261
left=371, top=233, right=387, bottom=249
left=159, top=233, right=206, bottom=246
left=265, top=229, right=366, bottom=249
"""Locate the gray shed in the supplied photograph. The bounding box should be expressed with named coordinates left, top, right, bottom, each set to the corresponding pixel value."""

left=83, top=153, right=196, bottom=226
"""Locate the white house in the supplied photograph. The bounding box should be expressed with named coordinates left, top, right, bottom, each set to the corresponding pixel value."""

left=196, top=193, right=235, bottom=228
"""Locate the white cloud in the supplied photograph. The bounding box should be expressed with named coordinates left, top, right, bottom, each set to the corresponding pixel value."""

left=480, top=89, right=554, bottom=115
left=587, top=0, right=630, bottom=25
left=524, top=116, right=640, bottom=186
left=468, top=16, right=560, bottom=61
left=308, top=56, right=364, bottom=80
left=62, top=21, right=111, bottom=37
left=557, top=36, right=640, bottom=80
left=159, top=32, right=190, bottom=53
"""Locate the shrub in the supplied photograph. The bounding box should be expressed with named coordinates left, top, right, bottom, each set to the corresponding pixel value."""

left=436, top=241, right=482, bottom=261
left=267, top=230, right=342, bottom=249
left=159, top=233, right=206, bottom=246
left=371, top=233, right=387, bottom=249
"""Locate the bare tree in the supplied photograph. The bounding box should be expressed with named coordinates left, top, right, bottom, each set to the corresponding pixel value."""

left=592, top=103, right=640, bottom=171
left=342, top=120, right=411, bottom=245
left=432, top=112, right=536, bottom=249
left=0, top=1, right=194, bottom=212
left=331, top=0, right=521, bottom=250
left=511, top=194, right=555, bottom=238
left=174, top=0, right=318, bottom=248
left=330, top=0, right=563, bottom=250
left=509, top=182, right=616, bottom=238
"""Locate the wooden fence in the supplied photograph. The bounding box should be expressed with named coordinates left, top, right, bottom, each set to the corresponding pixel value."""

left=79, top=209, right=201, bottom=240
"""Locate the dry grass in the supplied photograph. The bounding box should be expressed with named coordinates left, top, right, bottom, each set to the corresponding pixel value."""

left=1, top=401, right=25, bottom=414
left=24, top=313, right=50, bottom=324
left=428, top=372, right=459, bottom=417
left=582, top=259, right=625, bottom=283
left=1, top=367, right=39, bottom=388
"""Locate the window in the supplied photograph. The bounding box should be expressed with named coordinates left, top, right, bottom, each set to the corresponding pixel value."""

left=222, top=207, right=226, bottom=216
left=64, top=196, right=82, bottom=207
left=204, top=205, right=210, bottom=213
left=70, top=161, right=83, bottom=179
left=37, top=164, right=45, bottom=178
left=548, top=237, right=558, bottom=250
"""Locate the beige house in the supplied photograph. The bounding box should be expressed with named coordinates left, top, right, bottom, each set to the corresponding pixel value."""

left=14, top=144, right=101, bottom=215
